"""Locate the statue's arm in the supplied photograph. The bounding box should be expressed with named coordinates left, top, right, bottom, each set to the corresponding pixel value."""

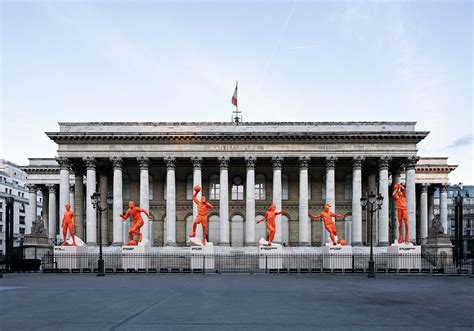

left=206, top=202, right=214, bottom=209
left=256, top=214, right=267, bottom=224
left=308, top=213, right=322, bottom=219
left=192, top=191, right=200, bottom=205
left=72, top=212, right=78, bottom=227
left=120, top=210, right=130, bottom=219
left=276, top=210, right=285, bottom=215
left=138, top=208, right=151, bottom=218
left=331, top=213, right=344, bottom=219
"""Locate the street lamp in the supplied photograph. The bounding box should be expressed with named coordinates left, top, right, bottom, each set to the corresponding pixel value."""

left=91, top=192, right=113, bottom=277
left=361, top=192, right=383, bottom=278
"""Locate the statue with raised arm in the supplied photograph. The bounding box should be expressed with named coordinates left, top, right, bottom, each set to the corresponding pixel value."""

left=188, top=185, right=213, bottom=246
left=392, top=183, right=409, bottom=244
left=61, top=204, right=78, bottom=246
left=120, top=201, right=153, bottom=246
left=256, top=203, right=285, bottom=246
left=308, top=203, right=346, bottom=246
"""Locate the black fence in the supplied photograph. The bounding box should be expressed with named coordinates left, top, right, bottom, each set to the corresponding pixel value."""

left=39, top=252, right=474, bottom=275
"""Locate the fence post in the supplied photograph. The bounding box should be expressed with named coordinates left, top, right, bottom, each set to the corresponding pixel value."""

left=265, top=255, right=268, bottom=274
left=202, top=255, right=205, bottom=274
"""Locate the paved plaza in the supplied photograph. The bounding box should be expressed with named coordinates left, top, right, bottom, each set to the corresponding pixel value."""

left=0, top=274, right=473, bottom=330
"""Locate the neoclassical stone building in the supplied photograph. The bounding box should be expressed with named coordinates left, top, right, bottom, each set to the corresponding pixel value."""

left=23, top=122, right=456, bottom=248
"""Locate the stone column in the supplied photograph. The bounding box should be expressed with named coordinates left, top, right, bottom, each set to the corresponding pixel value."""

left=46, top=184, right=57, bottom=241
left=245, top=156, right=256, bottom=246
left=420, top=183, right=429, bottom=244
left=83, top=156, right=97, bottom=245
left=440, top=183, right=449, bottom=234
left=272, top=156, right=283, bottom=244
left=165, top=156, right=176, bottom=246
left=323, top=157, right=337, bottom=245
left=111, top=157, right=123, bottom=245
left=352, top=156, right=364, bottom=246
left=26, top=184, right=38, bottom=228
left=69, top=184, right=75, bottom=213
left=218, top=156, right=230, bottom=246
left=56, top=157, right=71, bottom=222
left=73, top=167, right=85, bottom=240
left=405, top=156, right=418, bottom=243
left=41, top=187, right=49, bottom=234
left=298, top=156, right=310, bottom=246
left=428, top=186, right=435, bottom=233
left=192, top=157, right=203, bottom=240
left=137, top=156, right=151, bottom=242
left=378, top=156, right=391, bottom=246
left=99, top=173, right=108, bottom=245
left=391, top=170, right=401, bottom=243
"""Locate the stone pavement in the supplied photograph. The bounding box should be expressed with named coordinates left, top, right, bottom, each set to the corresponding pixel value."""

left=0, top=274, right=473, bottom=330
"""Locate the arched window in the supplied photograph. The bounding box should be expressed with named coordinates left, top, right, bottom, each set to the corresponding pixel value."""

left=230, top=214, right=244, bottom=247
left=209, top=174, right=220, bottom=200
left=149, top=174, right=154, bottom=200
left=123, top=173, right=131, bottom=201
left=255, top=214, right=266, bottom=242
left=208, top=215, right=220, bottom=243
left=186, top=174, right=193, bottom=200
left=255, top=174, right=266, bottom=200
left=281, top=215, right=289, bottom=246
left=231, top=175, right=244, bottom=200
left=344, top=173, right=352, bottom=200
left=282, top=174, right=289, bottom=200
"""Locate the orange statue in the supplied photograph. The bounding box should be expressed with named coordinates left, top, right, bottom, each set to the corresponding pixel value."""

left=256, top=203, right=285, bottom=246
left=61, top=203, right=78, bottom=246
left=392, top=183, right=409, bottom=243
left=308, top=203, right=345, bottom=245
left=120, top=201, right=152, bottom=246
left=189, top=185, right=213, bottom=245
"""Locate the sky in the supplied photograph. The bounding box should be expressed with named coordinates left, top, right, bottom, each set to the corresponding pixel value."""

left=1, top=0, right=472, bottom=183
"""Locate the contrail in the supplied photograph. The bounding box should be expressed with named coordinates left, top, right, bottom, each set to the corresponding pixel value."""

left=257, top=0, right=297, bottom=91
left=282, top=44, right=318, bottom=51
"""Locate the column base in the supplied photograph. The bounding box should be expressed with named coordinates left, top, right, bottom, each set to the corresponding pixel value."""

left=298, top=242, right=311, bottom=247
left=378, top=241, right=389, bottom=247
left=217, top=242, right=230, bottom=246
left=352, top=242, right=363, bottom=247
left=111, top=242, right=123, bottom=246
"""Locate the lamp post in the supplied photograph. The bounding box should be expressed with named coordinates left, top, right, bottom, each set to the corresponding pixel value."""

left=91, top=192, right=113, bottom=277
left=360, top=192, right=383, bottom=278
left=454, top=192, right=464, bottom=267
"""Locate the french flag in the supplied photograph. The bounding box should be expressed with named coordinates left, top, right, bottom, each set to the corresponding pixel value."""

left=231, top=83, right=238, bottom=107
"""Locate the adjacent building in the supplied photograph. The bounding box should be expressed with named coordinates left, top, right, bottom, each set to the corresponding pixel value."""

left=0, top=159, right=43, bottom=254
left=22, top=122, right=457, bottom=249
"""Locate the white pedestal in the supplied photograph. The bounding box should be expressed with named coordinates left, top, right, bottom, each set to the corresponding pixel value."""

left=387, top=243, right=421, bottom=270
left=258, top=238, right=283, bottom=269
left=322, top=245, right=353, bottom=270
left=54, top=237, right=87, bottom=269
left=189, top=239, right=215, bottom=270
left=122, top=239, right=151, bottom=270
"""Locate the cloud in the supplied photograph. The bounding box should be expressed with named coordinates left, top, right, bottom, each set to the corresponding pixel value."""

left=445, top=134, right=473, bottom=149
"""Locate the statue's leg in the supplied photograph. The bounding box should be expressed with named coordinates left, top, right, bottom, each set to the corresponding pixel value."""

left=268, top=225, right=275, bottom=245
left=69, top=223, right=76, bottom=246
left=398, top=209, right=403, bottom=243
left=403, top=210, right=410, bottom=242
left=328, top=226, right=336, bottom=245
left=62, top=225, right=68, bottom=246
left=202, top=223, right=207, bottom=245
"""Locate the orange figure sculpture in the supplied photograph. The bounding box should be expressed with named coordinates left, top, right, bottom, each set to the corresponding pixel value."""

left=61, top=203, right=78, bottom=246
left=308, top=203, right=345, bottom=245
left=392, top=183, right=409, bottom=244
left=256, top=204, right=285, bottom=246
left=119, top=201, right=152, bottom=246
left=189, top=185, right=214, bottom=245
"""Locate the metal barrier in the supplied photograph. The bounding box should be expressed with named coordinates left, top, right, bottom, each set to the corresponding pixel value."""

left=39, top=252, right=474, bottom=275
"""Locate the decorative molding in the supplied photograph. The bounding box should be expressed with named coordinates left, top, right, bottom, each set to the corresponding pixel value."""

left=352, top=156, right=365, bottom=169
left=245, top=156, right=256, bottom=170
left=272, top=156, right=283, bottom=169
left=420, top=183, right=429, bottom=193
left=218, top=156, right=229, bottom=169
left=192, top=156, right=202, bottom=169
left=82, top=156, right=97, bottom=170
left=56, top=157, right=71, bottom=170
left=136, top=156, right=150, bottom=169
left=110, top=157, right=123, bottom=170
left=404, top=156, right=419, bottom=170
left=440, top=183, right=449, bottom=193
left=378, top=156, right=392, bottom=170
left=25, top=184, right=38, bottom=193
left=298, top=156, right=310, bottom=169
left=164, top=156, right=177, bottom=169
left=46, top=184, right=57, bottom=194
left=325, top=156, right=338, bottom=170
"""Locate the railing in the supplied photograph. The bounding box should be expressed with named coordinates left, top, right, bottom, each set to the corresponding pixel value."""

left=39, top=252, right=474, bottom=275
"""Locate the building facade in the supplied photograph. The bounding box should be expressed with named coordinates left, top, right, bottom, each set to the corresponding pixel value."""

left=0, top=159, right=43, bottom=254
left=22, top=122, right=456, bottom=248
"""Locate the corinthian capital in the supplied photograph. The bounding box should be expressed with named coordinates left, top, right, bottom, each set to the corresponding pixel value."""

left=298, top=156, right=310, bottom=169
left=56, top=157, right=71, bottom=170
left=26, top=184, right=38, bottom=193
left=137, top=156, right=150, bottom=169
left=352, top=156, right=364, bottom=169
left=325, top=156, right=338, bottom=170
left=82, top=156, right=97, bottom=170
left=245, top=156, right=256, bottom=170
left=378, top=156, right=392, bottom=170
left=110, top=157, right=123, bottom=170
left=164, top=156, right=176, bottom=169
left=218, top=156, right=229, bottom=169
left=192, top=157, right=202, bottom=169
left=272, top=156, right=283, bottom=170
left=404, top=156, right=419, bottom=170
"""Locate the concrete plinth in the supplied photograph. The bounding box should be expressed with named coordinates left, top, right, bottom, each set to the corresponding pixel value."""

left=189, top=239, right=215, bottom=270
left=387, top=242, right=421, bottom=270
left=258, top=238, right=283, bottom=269
left=322, top=245, right=353, bottom=269
left=54, top=237, right=87, bottom=269
left=122, top=239, right=151, bottom=270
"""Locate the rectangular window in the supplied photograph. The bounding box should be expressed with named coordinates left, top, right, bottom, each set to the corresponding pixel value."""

left=210, top=183, right=220, bottom=200
left=255, top=183, right=265, bottom=200
left=19, top=227, right=25, bottom=234
left=231, top=185, right=244, bottom=200
left=19, top=216, right=25, bottom=225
